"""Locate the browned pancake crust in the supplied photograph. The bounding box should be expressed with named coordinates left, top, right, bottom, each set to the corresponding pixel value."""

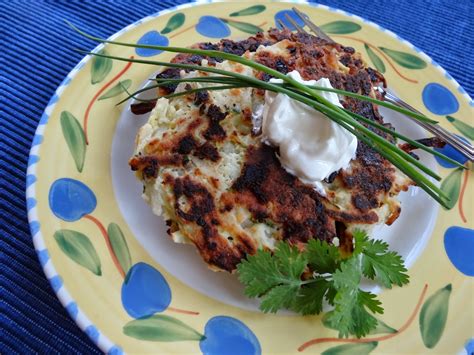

left=130, top=30, right=412, bottom=271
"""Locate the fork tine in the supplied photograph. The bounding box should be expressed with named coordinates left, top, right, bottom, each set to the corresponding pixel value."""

left=284, top=14, right=308, bottom=34
left=291, top=7, right=335, bottom=43
left=277, top=19, right=287, bottom=30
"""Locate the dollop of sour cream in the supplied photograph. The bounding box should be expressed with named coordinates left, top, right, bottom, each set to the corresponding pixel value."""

left=262, top=70, right=357, bottom=192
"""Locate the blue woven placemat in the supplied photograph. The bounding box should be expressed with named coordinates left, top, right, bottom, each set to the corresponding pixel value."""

left=1, top=1, right=472, bottom=353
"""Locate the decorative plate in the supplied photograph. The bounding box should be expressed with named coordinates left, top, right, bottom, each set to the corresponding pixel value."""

left=26, top=1, right=473, bottom=354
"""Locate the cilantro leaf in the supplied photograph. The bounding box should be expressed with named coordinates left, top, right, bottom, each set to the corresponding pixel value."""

left=307, top=239, right=340, bottom=273
left=325, top=285, right=338, bottom=306
left=326, top=258, right=381, bottom=338
left=237, top=242, right=307, bottom=313
left=236, top=232, right=410, bottom=339
left=274, top=242, right=308, bottom=280
left=292, top=278, right=331, bottom=315
left=332, top=256, right=362, bottom=290
left=260, top=284, right=299, bottom=313
left=353, top=230, right=409, bottom=288
left=237, top=248, right=281, bottom=297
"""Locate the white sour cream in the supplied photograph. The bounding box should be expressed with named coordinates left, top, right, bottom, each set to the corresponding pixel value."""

left=262, top=70, right=357, bottom=191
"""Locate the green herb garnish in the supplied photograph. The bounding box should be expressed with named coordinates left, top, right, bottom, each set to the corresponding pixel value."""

left=237, top=230, right=409, bottom=338
left=68, top=21, right=467, bottom=209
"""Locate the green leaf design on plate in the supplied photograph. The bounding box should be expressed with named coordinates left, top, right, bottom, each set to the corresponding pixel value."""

left=322, top=314, right=396, bottom=335
left=440, top=168, right=463, bottom=210
left=60, top=111, right=86, bottom=172
left=91, top=49, right=112, bottom=84
left=98, top=79, right=132, bottom=101
left=221, top=19, right=262, bottom=34
left=54, top=229, right=101, bottom=275
left=161, top=13, right=185, bottom=34
left=419, top=284, right=452, bottom=348
left=319, top=21, right=361, bottom=34
left=369, top=318, right=397, bottom=335
left=446, top=116, right=474, bottom=140
left=364, top=44, right=386, bottom=73
left=379, top=47, right=427, bottom=69
left=229, top=5, right=266, bottom=17
left=123, top=314, right=204, bottom=342
left=322, top=342, right=378, bottom=355
left=107, top=223, right=132, bottom=274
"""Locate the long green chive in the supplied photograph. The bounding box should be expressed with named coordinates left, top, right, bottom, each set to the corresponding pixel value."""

left=152, top=76, right=243, bottom=85
left=117, top=77, right=244, bottom=105
left=162, top=84, right=246, bottom=100
left=69, top=21, right=436, bottom=125
left=70, top=24, right=455, bottom=208
left=342, top=109, right=466, bottom=169
left=135, top=75, right=463, bottom=169
left=287, top=83, right=437, bottom=124
left=81, top=50, right=448, bottom=199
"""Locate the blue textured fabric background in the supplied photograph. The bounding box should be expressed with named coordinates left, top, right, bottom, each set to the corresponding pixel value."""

left=0, top=0, right=472, bottom=353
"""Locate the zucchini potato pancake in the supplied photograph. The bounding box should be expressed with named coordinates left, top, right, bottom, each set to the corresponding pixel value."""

left=130, top=29, right=412, bottom=272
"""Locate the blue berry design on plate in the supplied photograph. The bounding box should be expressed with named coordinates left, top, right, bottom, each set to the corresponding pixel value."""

left=422, top=83, right=459, bottom=115
left=121, top=262, right=172, bottom=318
left=196, top=16, right=230, bottom=38
left=444, top=226, right=474, bottom=276
left=465, top=338, right=474, bottom=355
left=135, top=31, right=169, bottom=57
left=434, top=135, right=469, bottom=168
left=49, top=178, right=103, bottom=275
left=49, top=178, right=96, bottom=221
left=200, top=316, right=261, bottom=355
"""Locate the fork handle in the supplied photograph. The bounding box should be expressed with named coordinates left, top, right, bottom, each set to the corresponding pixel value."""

left=383, top=90, right=474, bottom=161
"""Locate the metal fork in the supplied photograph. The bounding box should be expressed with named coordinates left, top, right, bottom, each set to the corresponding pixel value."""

left=278, top=7, right=474, bottom=161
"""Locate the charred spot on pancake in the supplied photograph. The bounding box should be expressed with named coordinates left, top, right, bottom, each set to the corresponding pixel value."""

left=233, top=144, right=336, bottom=243
left=220, top=39, right=247, bottom=56
left=194, top=142, right=220, bottom=162
left=131, top=100, right=158, bottom=115
left=343, top=46, right=355, bottom=54
left=199, top=42, right=219, bottom=50
left=173, top=176, right=215, bottom=222
left=194, top=90, right=209, bottom=106
left=233, top=145, right=274, bottom=203
left=353, top=194, right=379, bottom=211
left=275, top=58, right=289, bottom=74
left=339, top=54, right=352, bottom=67
left=175, top=135, right=197, bottom=155
left=142, top=157, right=159, bottom=179
left=156, top=68, right=181, bottom=94
left=339, top=143, right=394, bottom=212
left=172, top=132, right=220, bottom=162
left=129, top=154, right=184, bottom=179
left=254, top=51, right=295, bottom=75
left=207, top=104, right=227, bottom=121
left=204, top=104, right=228, bottom=141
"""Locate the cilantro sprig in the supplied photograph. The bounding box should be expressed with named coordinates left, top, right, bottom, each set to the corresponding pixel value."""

left=237, top=230, right=409, bottom=338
